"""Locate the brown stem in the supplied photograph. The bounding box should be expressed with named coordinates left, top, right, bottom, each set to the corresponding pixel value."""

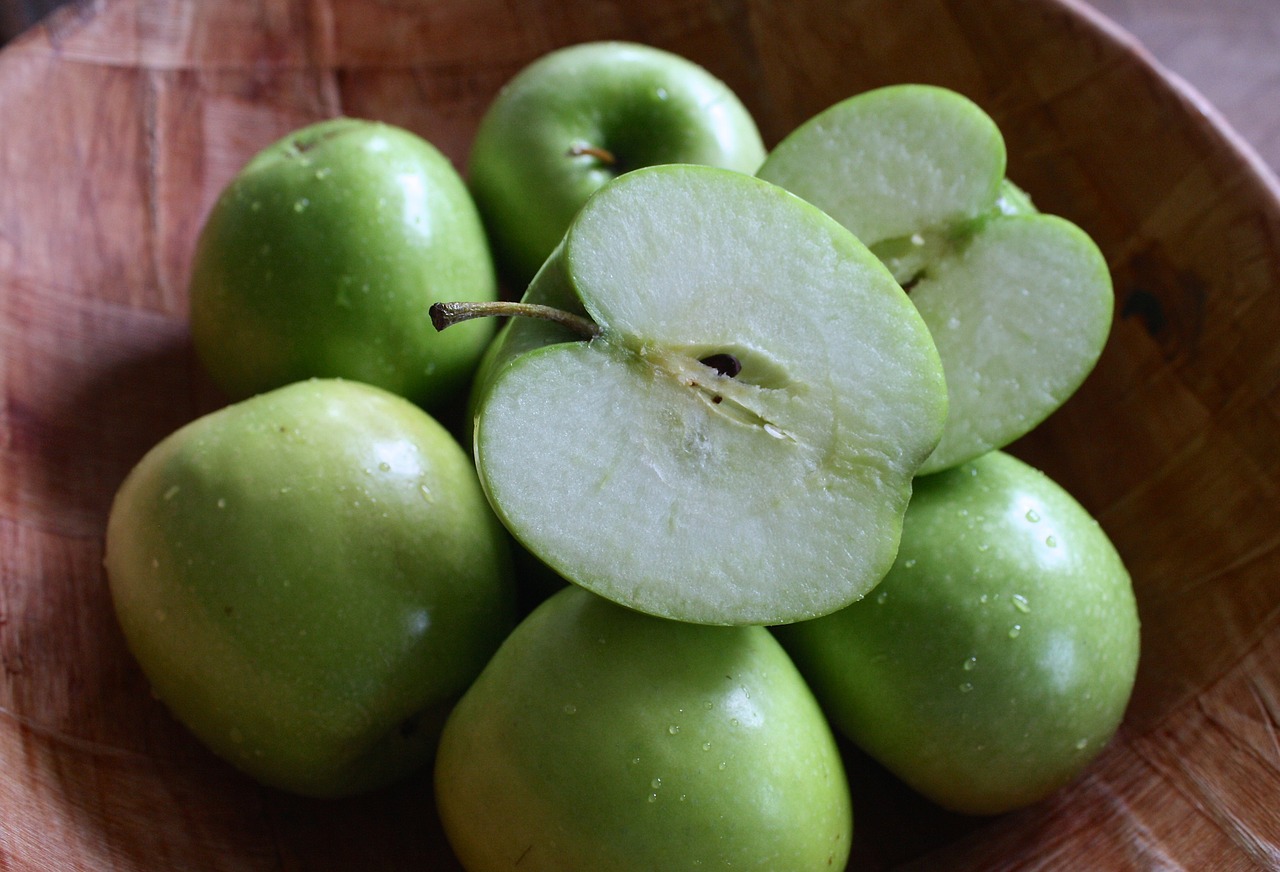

left=566, top=142, right=617, bottom=164
left=429, top=301, right=601, bottom=340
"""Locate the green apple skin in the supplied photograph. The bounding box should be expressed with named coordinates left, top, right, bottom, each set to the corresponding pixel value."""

left=466, top=165, right=948, bottom=626
left=435, top=585, right=852, bottom=871
left=189, top=117, right=498, bottom=409
left=758, top=85, right=1113, bottom=475
left=103, top=379, right=517, bottom=797
left=775, top=451, right=1140, bottom=815
left=468, top=41, right=767, bottom=286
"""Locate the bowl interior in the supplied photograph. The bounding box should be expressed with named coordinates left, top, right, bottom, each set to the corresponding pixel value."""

left=2, top=0, right=1278, bottom=869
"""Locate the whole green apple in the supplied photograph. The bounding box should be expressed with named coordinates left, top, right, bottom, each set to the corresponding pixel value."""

left=436, top=164, right=947, bottom=626
left=775, top=451, right=1140, bottom=815
left=468, top=41, right=767, bottom=286
left=189, top=117, right=498, bottom=408
left=435, top=585, right=853, bottom=871
left=103, top=379, right=516, bottom=797
left=759, top=85, right=1114, bottom=474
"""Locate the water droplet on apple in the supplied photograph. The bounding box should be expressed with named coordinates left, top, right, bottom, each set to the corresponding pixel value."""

left=1009, top=624, right=1022, bottom=638
left=1075, top=738, right=1089, bottom=750
left=293, top=198, right=310, bottom=213
left=902, top=558, right=917, bottom=569
left=958, top=682, right=974, bottom=693
left=717, top=761, right=727, bottom=771
left=563, top=704, right=577, bottom=715
left=1012, top=594, right=1031, bottom=613
left=702, top=742, right=712, bottom=752
left=979, top=593, right=990, bottom=604
left=647, top=793, right=658, bottom=803
left=1045, top=535, right=1058, bottom=548
left=216, top=498, right=226, bottom=509
left=1025, top=508, right=1041, bottom=523
left=875, top=590, right=889, bottom=605
left=651, top=777, right=662, bottom=789
left=962, top=656, right=977, bottom=671
left=315, top=166, right=332, bottom=181
left=668, top=724, right=680, bottom=735
left=163, top=485, right=180, bottom=500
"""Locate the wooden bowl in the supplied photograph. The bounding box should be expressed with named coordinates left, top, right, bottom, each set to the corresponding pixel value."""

left=2, top=1, right=1277, bottom=868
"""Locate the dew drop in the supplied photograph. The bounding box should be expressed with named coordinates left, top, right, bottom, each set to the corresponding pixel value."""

left=1012, top=594, right=1031, bottom=613
left=1075, top=738, right=1089, bottom=750
left=651, top=777, right=662, bottom=789
left=875, top=590, right=889, bottom=604
left=1045, top=535, right=1058, bottom=548
left=668, top=724, right=680, bottom=735
left=563, top=704, right=577, bottom=715
left=314, top=166, right=333, bottom=180
left=1009, top=624, right=1022, bottom=638
left=902, top=558, right=917, bottom=569
left=702, top=742, right=712, bottom=752
left=979, top=593, right=990, bottom=605
left=962, top=656, right=978, bottom=672
left=378, top=461, right=391, bottom=472
left=163, top=485, right=180, bottom=500
left=293, top=197, right=310, bottom=212
left=959, top=682, right=974, bottom=693
left=647, top=793, right=658, bottom=803
left=717, top=761, right=727, bottom=771
left=216, top=498, right=227, bottom=509
left=630, top=757, right=641, bottom=766
left=1025, top=508, right=1041, bottom=523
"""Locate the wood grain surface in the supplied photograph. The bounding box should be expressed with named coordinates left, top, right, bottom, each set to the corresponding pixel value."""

left=1, top=1, right=1279, bottom=869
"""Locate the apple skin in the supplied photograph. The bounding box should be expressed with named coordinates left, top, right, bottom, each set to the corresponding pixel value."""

left=774, top=450, right=1140, bottom=815
left=435, top=585, right=853, bottom=871
left=189, top=117, right=498, bottom=409
left=467, top=41, right=767, bottom=286
left=103, top=379, right=517, bottom=797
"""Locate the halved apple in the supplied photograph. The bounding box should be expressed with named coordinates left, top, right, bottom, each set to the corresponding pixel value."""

left=759, top=85, right=1113, bottom=474
left=438, top=165, right=947, bottom=625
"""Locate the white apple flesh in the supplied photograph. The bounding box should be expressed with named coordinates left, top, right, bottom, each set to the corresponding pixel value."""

left=759, top=85, right=1113, bottom=474
left=455, top=164, right=948, bottom=626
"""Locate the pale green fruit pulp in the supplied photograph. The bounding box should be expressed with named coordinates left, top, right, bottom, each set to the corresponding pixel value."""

left=471, top=165, right=948, bottom=626
left=759, top=85, right=1114, bottom=474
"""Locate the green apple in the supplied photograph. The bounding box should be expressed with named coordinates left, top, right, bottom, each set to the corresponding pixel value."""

left=435, top=585, right=853, bottom=871
left=435, top=164, right=948, bottom=626
left=467, top=41, right=767, bottom=286
left=103, top=379, right=516, bottom=797
left=189, top=117, right=498, bottom=408
left=774, top=450, right=1140, bottom=815
left=758, top=85, right=1114, bottom=474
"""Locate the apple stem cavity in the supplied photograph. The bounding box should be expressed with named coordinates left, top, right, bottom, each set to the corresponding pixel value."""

left=429, top=301, right=601, bottom=340
left=566, top=142, right=617, bottom=165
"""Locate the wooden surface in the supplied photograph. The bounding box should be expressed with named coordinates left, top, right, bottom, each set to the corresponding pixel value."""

left=2, top=1, right=1279, bottom=869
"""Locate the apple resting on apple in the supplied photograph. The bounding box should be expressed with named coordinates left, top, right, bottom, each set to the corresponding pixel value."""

left=774, top=450, right=1140, bottom=815
left=435, top=164, right=948, bottom=626
left=189, top=117, right=498, bottom=409
left=758, top=85, right=1114, bottom=474
left=103, top=379, right=516, bottom=797
left=467, top=41, right=767, bottom=286
left=435, top=584, right=853, bottom=871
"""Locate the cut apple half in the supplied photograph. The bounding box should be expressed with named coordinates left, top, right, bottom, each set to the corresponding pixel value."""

left=759, top=85, right=1113, bottom=474
left=449, top=165, right=947, bottom=625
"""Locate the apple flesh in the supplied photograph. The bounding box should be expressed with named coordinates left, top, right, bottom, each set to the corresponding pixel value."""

left=189, top=117, right=499, bottom=408
left=104, top=379, right=516, bottom=797
left=774, top=450, right=1140, bottom=815
left=758, top=85, right=1113, bottom=474
left=435, top=585, right=853, bottom=871
left=455, top=164, right=948, bottom=626
left=467, top=41, right=767, bottom=285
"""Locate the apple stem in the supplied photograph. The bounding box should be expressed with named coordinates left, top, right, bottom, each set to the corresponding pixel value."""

left=429, top=301, right=601, bottom=340
left=566, top=143, right=617, bottom=165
